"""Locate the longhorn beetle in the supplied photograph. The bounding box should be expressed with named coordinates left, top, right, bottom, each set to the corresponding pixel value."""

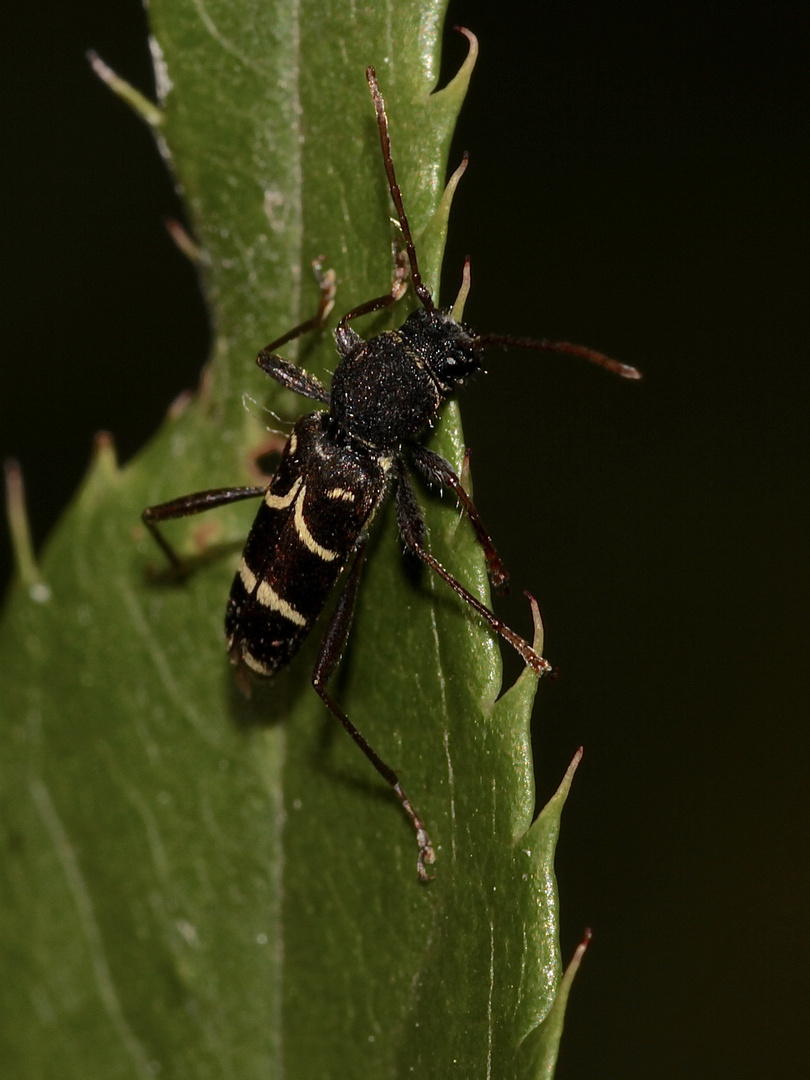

left=143, top=36, right=640, bottom=880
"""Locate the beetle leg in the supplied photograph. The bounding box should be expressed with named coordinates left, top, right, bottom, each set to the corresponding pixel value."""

left=311, top=537, right=436, bottom=881
left=142, top=486, right=266, bottom=571
left=408, top=442, right=509, bottom=592
left=395, top=463, right=552, bottom=677
left=256, top=353, right=329, bottom=403
left=257, top=259, right=335, bottom=402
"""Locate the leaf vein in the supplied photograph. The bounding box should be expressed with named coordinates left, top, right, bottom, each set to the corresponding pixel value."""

left=30, top=778, right=155, bottom=1078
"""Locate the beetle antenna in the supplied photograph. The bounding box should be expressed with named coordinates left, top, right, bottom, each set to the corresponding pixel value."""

left=476, top=334, right=642, bottom=379
left=366, top=66, right=435, bottom=312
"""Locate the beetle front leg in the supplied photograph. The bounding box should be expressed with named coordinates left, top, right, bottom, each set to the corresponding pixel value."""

left=256, top=258, right=335, bottom=403
left=409, top=442, right=509, bottom=592
left=395, top=463, right=552, bottom=677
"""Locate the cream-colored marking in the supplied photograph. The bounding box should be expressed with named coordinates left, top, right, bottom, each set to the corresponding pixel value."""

left=327, top=487, right=355, bottom=503
left=238, top=558, right=257, bottom=593
left=264, top=474, right=302, bottom=510
left=241, top=650, right=274, bottom=676
left=294, top=485, right=339, bottom=561
left=288, top=431, right=297, bottom=455
left=239, top=556, right=307, bottom=626
left=255, top=579, right=307, bottom=626
left=377, top=455, right=393, bottom=474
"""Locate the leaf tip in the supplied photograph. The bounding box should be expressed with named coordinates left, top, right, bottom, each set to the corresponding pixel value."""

left=87, top=50, right=164, bottom=129
left=550, top=928, right=593, bottom=1032
left=91, top=430, right=119, bottom=480
left=521, top=746, right=583, bottom=864
left=4, top=458, right=50, bottom=599
left=526, top=590, right=545, bottom=657
left=447, top=27, right=479, bottom=96
left=497, top=592, right=547, bottom=719
left=544, top=746, right=583, bottom=816
left=164, top=218, right=203, bottom=265
left=166, top=388, right=196, bottom=422
left=519, top=928, right=592, bottom=1079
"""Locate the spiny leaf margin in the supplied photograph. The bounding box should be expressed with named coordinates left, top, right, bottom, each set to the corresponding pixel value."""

left=0, top=2, right=583, bottom=1077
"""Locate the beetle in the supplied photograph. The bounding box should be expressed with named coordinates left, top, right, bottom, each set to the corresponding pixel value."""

left=143, top=41, right=640, bottom=879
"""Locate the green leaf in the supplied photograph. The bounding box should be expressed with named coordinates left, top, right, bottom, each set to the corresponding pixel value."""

left=1, top=2, right=583, bottom=1076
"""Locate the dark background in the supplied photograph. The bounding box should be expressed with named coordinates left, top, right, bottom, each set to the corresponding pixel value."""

left=2, top=2, right=808, bottom=1077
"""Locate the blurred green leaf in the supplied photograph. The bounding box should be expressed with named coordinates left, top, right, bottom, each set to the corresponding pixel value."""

left=1, top=2, right=583, bottom=1076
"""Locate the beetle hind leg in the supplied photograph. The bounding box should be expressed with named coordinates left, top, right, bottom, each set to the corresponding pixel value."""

left=311, top=539, right=436, bottom=880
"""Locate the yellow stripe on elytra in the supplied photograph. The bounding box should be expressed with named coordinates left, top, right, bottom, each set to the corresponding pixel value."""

left=238, top=558, right=307, bottom=627
left=238, top=558, right=257, bottom=592
left=294, top=484, right=339, bottom=562
left=256, top=579, right=307, bottom=626
left=264, top=475, right=302, bottom=510
left=241, top=650, right=274, bottom=676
